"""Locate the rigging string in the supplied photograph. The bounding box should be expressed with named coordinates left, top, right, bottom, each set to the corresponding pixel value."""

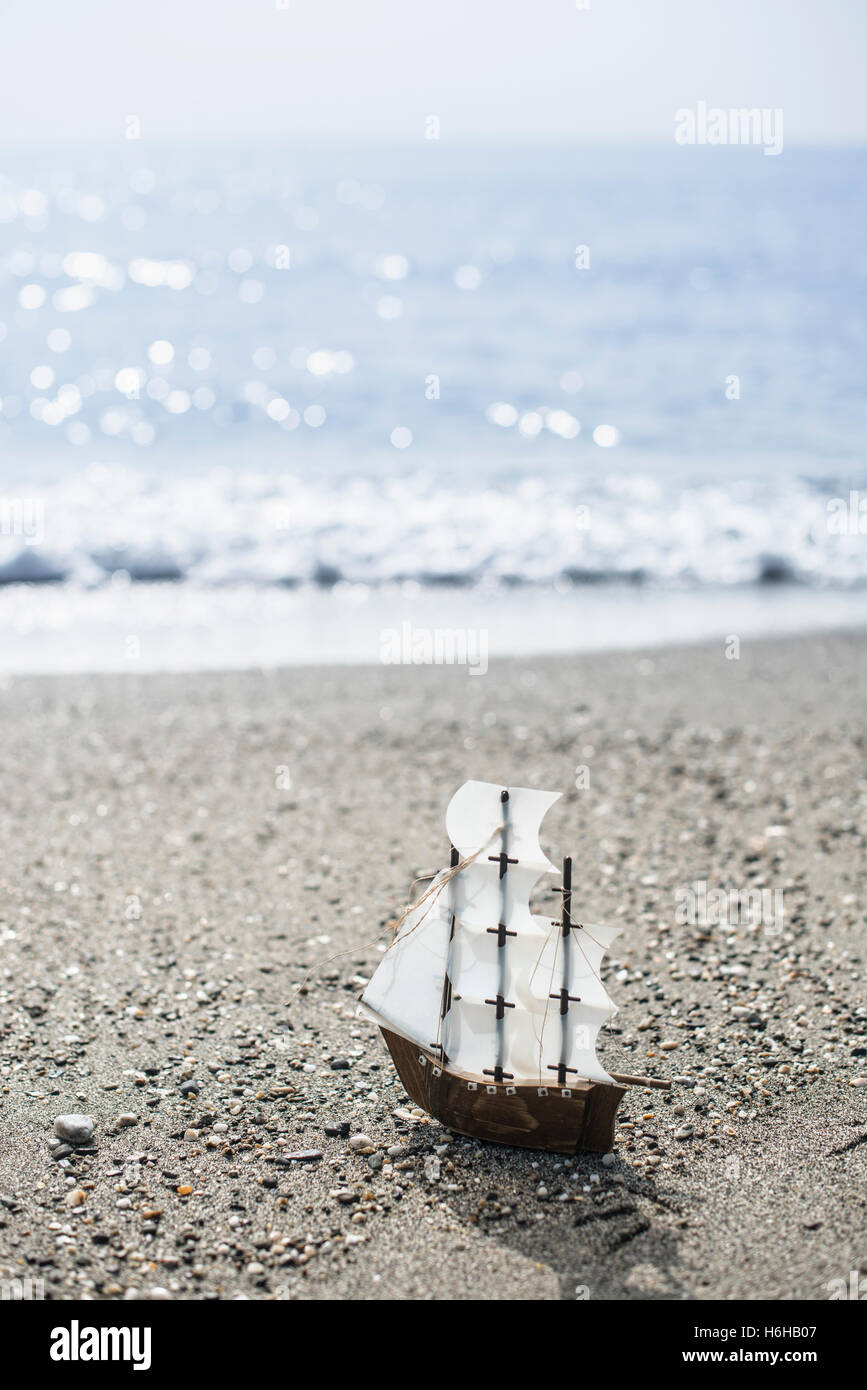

left=289, top=825, right=503, bottom=1002
left=528, top=919, right=561, bottom=1087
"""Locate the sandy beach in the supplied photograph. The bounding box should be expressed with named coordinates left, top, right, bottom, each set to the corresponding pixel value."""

left=0, top=629, right=865, bottom=1302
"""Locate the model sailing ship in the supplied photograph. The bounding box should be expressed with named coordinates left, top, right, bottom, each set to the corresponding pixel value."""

left=360, top=780, right=668, bottom=1154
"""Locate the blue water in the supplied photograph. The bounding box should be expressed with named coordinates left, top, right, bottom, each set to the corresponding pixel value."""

left=0, top=143, right=865, bottom=665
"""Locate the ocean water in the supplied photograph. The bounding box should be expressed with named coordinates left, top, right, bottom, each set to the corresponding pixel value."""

left=0, top=143, right=865, bottom=670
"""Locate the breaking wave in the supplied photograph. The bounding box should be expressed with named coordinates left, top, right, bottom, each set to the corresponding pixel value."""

left=1, top=464, right=865, bottom=591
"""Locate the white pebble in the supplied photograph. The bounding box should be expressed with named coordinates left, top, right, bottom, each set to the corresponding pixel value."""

left=54, top=1114, right=94, bottom=1145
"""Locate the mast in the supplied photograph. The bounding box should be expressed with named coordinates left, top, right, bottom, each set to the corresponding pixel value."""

left=548, top=855, right=581, bottom=1087
left=437, top=844, right=459, bottom=1063
left=483, top=789, right=517, bottom=1085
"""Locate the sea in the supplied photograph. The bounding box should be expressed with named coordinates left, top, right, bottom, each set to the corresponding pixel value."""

left=0, top=141, right=865, bottom=672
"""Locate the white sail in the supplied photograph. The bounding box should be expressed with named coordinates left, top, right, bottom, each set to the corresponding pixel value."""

left=444, top=911, right=620, bottom=1084
left=360, top=780, right=621, bottom=1087
left=446, top=781, right=559, bottom=872
left=358, top=868, right=452, bottom=1050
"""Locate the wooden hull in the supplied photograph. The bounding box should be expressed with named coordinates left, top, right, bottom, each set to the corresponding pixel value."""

left=381, top=1027, right=625, bottom=1154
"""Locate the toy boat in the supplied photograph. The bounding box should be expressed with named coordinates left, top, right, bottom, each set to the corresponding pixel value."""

left=360, top=780, right=668, bottom=1154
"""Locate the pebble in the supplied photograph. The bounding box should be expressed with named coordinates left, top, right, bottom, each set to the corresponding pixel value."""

left=179, top=1080, right=200, bottom=1096
left=65, top=1188, right=87, bottom=1207
left=284, top=1149, right=323, bottom=1163
left=349, top=1133, right=374, bottom=1151
left=324, top=1122, right=351, bottom=1137
left=54, top=1114, right=95, bottom=1145
left=116, top=1114, right=138, bottom=1128
left=850, top=1078, right=867, bottom=1087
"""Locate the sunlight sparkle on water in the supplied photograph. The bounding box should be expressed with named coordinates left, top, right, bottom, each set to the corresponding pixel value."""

left=454, top=264, right=481, bottom=290
left=129, top=258, right=194, bottom=289
left=19, top=189, right=47, bottom=217
left=486, top=402, right=518, bottom=427
left=53, top=286, right=95, bottom=312
left=547, top=409, right=580, bottom=439
left=593, top=424, right=621, bottom=447
left=148, top=341, right=174, bottom=366
left=377, top=254, right=409, bottom=281
left=100, top=410, right=126, bottom=436
left=56, top=385, right=81, bottom=415
left=518, top=411, right=543, bottom=437
left=77, top=195, right=105, bottom=223
left=47, top=329, right=72, bottom=352
left=115, top=368, right=144, bottom=395
left=18, top=284, right=46, bottom=309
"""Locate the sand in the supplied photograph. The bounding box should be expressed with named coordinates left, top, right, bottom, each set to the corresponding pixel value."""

left=0, top=630, right=865, bottom=1301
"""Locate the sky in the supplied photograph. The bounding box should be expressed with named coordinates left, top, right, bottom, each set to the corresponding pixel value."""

left=2, top=0, right=866, bottom=146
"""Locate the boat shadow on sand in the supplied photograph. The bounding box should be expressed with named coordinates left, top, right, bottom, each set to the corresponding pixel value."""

left=423, top=1134, right=697, bottom=1300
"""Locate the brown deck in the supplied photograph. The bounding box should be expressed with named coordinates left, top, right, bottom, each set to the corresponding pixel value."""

left=381, top=1027, right=625, bottom=1154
